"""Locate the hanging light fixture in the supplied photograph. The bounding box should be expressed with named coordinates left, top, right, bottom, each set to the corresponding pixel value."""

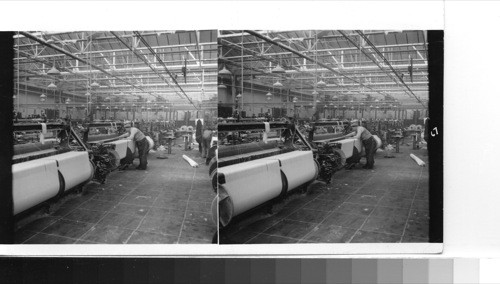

left=312, top=90, right=319, bottom=96
left=273, top=81, right=283, bottom=88
left=47, top=65, right=61, bottom=76
left=90, top=81, right=100, bottom=88
left=316, top=79, right=327, bottom=88
left=96, top=106, right=100, bottom=109
left=266, top=92, right=273, bottom=98
left=293, top=96, right=298, bottom=103
left=47, top=82, right=57, bottom=90
left=106, top=106, right=110, bottom=110
left=218, top=84, right=227, bottom=89
left=40, top=93, right=47, bottom=100
left=65, top=98, right=71, bottom=104
left=219, top=65, right=232, bottom=76
left=85, top=91, right=91, bottom=97
left=236, top=93, right=242, bottom=99
left=316, top=99, right=321, bottom=103
left=271, top=64, right=285, bottom=74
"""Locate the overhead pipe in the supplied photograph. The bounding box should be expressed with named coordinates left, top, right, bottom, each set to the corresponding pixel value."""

left=15, top=63, right=218, bottom=76
left=220, top=30, right=421, bottom=41
left=16, top=30, right=216, bottom=46
left=244, top=30, right=390, bottom=99
left=19, top=31, right=161, bottom=101
left=15, top=46, right=218, bottom=59
left=221, top=44, right=427, bottom=61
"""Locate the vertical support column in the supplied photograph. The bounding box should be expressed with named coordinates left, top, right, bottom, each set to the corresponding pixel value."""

left=231, top=74, right=236, bottom=113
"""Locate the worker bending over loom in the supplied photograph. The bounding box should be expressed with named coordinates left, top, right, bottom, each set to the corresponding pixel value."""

left=119, top=122, right=149, bottom=170
left=347, top=122, right=377, bottom=169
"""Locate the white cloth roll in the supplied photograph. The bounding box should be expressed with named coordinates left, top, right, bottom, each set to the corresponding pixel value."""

left=108, top=140, right=129, bottom=159
left=263, top=122, right=270, bottom=143
left=263, top=151, right=317, bottom=192
left=182, top=155, right=199, bottom=168
left=40, top=151, right=93, bottom=191
left=41, top=123, right=47, bottom=134
left=146, top=136, right=154, bottom=151
left=336, top=139, right=356, bottom=158
left=219, top=159, right=282, bottom=216
left=410, top=153, right=426, bottom=167
left=12, top=159, right=60, bottom=215
left=373, top=135, right=383, bottom=149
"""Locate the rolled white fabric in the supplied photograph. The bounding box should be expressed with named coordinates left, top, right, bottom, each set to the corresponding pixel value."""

left=182, top=154, right=199, bottom=168
left=39, top=123, right=47, bottom=144
left=263, top=122, right=270, bottom=143
left=41, top=123, right=47, bottom=134
left=219, top=158, right=282, bottom=216
left=13, top=159, right=60, bottom=215
left=108, top=140, right=128, bottom=159
left=146, top=136, right=154, bottom=150
left=262, top=151, right=317, bottom=192
left=410, top=153, right=426, bottom=167
left=40, top=151, right=93, bottom=192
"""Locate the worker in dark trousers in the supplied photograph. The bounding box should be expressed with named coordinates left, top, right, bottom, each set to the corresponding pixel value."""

left=347, top=122, right=377, bottom=169
left=195, top=119, right=203, bottom=155
left=120, top=122, right=149, bottom=170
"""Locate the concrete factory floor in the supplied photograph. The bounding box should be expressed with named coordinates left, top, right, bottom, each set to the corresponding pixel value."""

left=220, top=143, right=430, bottom=244
left=14, top=139, right=216, bottom=244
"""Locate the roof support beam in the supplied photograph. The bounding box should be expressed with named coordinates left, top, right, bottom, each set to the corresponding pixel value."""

left=18, top=31, right=158, bottom=100
left=356, top=30, right=426, bottom=107
left=244, top=30, right=390, bottom=98
left=133, top=31, right=199, bottom=110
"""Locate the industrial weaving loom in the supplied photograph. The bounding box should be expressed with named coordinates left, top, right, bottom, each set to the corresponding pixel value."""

left=307, top=120, right=382, bottom=170
left=13, top=122, right=94, bottom=215
left=82, top=121, right=154, bottom=182
left=216, top=120, right=382, bottom=228
left=12, top=121, right=153, bottom=215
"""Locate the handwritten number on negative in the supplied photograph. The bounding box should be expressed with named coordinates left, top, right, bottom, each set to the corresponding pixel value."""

left=431, top=127, right=438, bottom=137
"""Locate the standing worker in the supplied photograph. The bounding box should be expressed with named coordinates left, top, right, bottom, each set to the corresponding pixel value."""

left=347, top=121, right=377, bottom=169
left=119, top=122, right=149, bottom=170
left=195, top=119, right=203, bottom=155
